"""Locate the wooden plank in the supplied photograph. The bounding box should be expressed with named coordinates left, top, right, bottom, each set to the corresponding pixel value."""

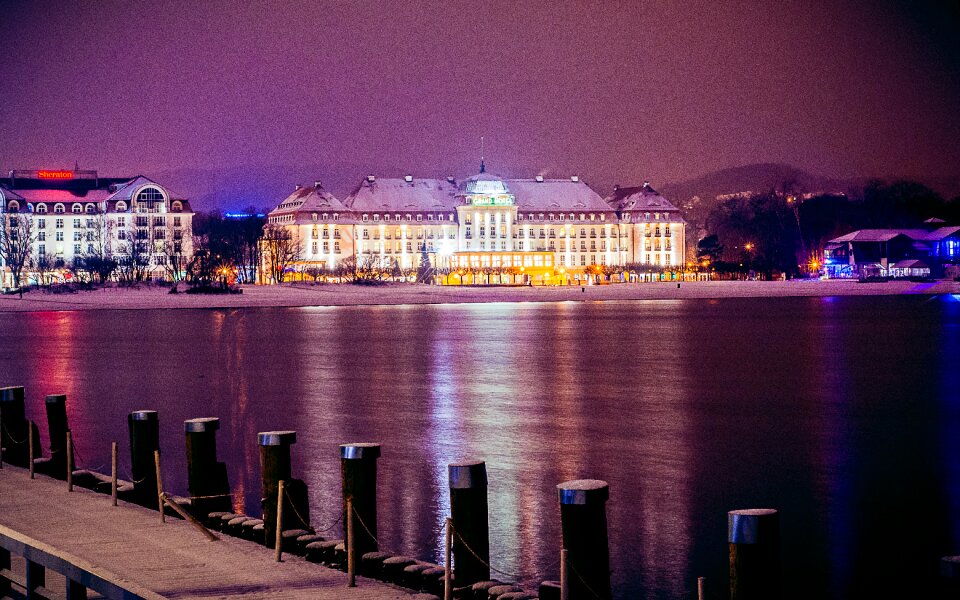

left=0, top=465, right=411, bottom=599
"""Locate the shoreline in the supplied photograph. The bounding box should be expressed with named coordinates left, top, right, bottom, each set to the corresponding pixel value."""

left=0, top=279, right=957, bottom=313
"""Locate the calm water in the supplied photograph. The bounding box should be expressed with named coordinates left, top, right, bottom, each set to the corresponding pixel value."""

left=1, top=296, right=959, bottom=599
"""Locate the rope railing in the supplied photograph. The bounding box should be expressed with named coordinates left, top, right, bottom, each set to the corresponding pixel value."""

left=281, top=486, right=315, bottom=534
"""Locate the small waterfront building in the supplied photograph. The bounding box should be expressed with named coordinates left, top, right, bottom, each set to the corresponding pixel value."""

left=0, top=169, right=194, bottom=286
left=263, top=167, right=688, bottom=284
left=824, top=226, right=960, bottom=278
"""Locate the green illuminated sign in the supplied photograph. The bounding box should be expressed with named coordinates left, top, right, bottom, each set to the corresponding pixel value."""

left=470, top=194, right=514, bottom=206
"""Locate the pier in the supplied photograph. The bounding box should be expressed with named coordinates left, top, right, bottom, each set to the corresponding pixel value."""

left=0, top=466, right=409, bottom=599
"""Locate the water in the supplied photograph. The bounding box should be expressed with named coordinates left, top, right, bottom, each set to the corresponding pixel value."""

left=1, top=295, right=958, bottom=599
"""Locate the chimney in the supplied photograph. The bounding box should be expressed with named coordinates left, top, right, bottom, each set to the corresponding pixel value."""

left=295, top=184, right=302, bottom=191
left=643, top=181, right=650, bottom=188
left=314, top=180, right=322, bottom=188
left=367, top=174, right=376, bottom=183
left=570, top=175, right=579, bottom=182
left=404, top=175, right=413, bottom=183
left=446, top=176, right=455, bottom=183
left=535, top=175, right=544, bottom=182
left=613, top=184, right=620, bottom=192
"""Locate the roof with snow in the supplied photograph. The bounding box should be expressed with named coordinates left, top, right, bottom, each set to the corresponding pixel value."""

left=830, top=227, right=960, bottom=244
left=603, top=183, right=685, bottom=223
left=1, top=172, right=191, bottom=213
left=269, top=183, right=356, bottom=224
left=505, top=179, right=613, bottom=213
left=345, top=177, right=460, bottom=212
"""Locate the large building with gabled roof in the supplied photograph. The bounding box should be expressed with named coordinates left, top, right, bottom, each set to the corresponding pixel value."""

left=264, top=167, right=686, bottom=283
left=1, top=169, right=194, bottom=286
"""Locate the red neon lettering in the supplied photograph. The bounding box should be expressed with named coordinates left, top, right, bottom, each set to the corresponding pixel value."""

left=38, top=170, right=74, bottom=179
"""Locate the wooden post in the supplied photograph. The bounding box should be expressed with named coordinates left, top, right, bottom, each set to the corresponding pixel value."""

left=154, top=450, right=165, bottom=523
left=557, top=479, right=612, bottom=600
left=258, top=431, right=297, bottom=549
left=128, top=410, right=160, bottom=508
left=111, top=442, right=118, bottom=506
left=66, top=579, right=87, bottom=600
left=66, top=431, right=73, bottom=492
left=184, top=417, right=231, bottom=519
left=698, top=576, right=706, bottom=600
left=0, top=387, right=31, bottom=468
left=44, top=394, right=69, bottom=478
left=728, top=508, right=779, bottom=600
left=340, top=442, right=381, bottom=566
left=0, top=405, right=4, bottom=469
left=26, top=559, right=45, bottom=598
left=28, top=422, right=34, bottom=479
left=161, top=493, right=219, bottom=542
left=274, top=479, right=285, bottom=562
left=444, top=517, right=453, bottom=600
left=560, top=547, right=569, bottom=600
left=347, top=497, right=356, bottom=587
left=448, top=460, right=489, bottom=588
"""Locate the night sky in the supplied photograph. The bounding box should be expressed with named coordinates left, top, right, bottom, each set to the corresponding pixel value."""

left=2, top=0, right=959, bottom=209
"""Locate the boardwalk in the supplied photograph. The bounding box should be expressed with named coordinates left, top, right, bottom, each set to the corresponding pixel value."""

left=0, top=466, right=414, bottom=599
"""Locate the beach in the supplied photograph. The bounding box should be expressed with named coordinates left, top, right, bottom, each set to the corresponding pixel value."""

left=0, top=279, right=956, bottom=312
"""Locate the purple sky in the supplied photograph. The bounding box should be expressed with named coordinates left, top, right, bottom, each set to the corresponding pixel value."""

left=2, top=1, right=959, bottom=208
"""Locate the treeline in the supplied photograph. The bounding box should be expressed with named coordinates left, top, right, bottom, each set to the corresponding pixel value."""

left=697, top=180, right=960, bottom=277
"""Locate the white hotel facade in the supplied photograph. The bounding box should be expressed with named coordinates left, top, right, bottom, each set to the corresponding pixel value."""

left=266, top=168, right=686, bottom=282
left=0, top=169, right=194, bottom=285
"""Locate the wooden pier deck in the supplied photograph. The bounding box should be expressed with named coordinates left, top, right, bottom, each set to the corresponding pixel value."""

left=0, top=466, right=414, bottom=599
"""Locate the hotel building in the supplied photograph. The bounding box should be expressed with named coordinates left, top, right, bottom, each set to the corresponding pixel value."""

left=265, top=168, right=686, bottom=283
left=0, top=169, right=194, bottom=285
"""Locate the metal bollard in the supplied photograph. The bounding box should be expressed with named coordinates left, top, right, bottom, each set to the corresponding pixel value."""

left=341, top=442, right=381, bottom=566
left=557, top=479, right=612, bottom=600
left=448, top=460, right=490, bottom=588
left=259, top=431, right=310, bottom=548
left=128, top=410, right=160, bottom=508
left=184, top=417, right=231, bottom=518
left=728, top=508, right=780, bottom=600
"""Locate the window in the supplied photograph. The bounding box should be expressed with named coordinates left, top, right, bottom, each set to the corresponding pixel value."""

left=363, top=214, right=369, bottom=222
left=559, top=213, right=565, bottom=221
left=74, top=244, right=81, bottom=254
left=72, top=203, right=82, bottom=213
left=38, top=218, right=46, bottom=229
left=56, top=232, right=64, bottom=241
left=373, top=214, right=380, bottom=221
left=395, top=214, right=401, bottom=222
left=73, top=219, right=81, bottom=228
left=38, top=232, right=46, bottom=241
left=37, top=204, right=47, bottom=214
left=334, top=242, right=341, bottom=253
left=85, top=204, right=95, bottom=214
left=136, top=187, right=164, bottom=211
left=171, top=201, right=183, bottom=212
left=38, top=244, right=45, bottom=255
left=116, top=201, right=127, bottom=212
left=333, top=213, right=339, bottom=221
left=55, top=203, right=65, bottom=214
left=173, top=217, right=181, bottom=227
left=56, top=219, right=64, bottom=229
left=311, top=242, right=318, bottom=254
left=323, top=242, right=329, bottom=253
left=428, top=214, right=434, bottom=221
left=117, top=217, right=126, bottom=227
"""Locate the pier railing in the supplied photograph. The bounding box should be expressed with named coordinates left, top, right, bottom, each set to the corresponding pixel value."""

left=0, top=523, right=165, bottom=600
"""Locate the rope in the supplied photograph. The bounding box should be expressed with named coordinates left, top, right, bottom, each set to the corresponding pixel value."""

left=1, top=423, right=27, bottom=445
left=450, top=523, right=527, bottom=581
left=124, top=470, right=149, bottom=485
left=568, top=561, right=605, bottom=600
left=188, top=492, right=236, bottom=500
left=351, top=504, right=385, bottom=550
left=311, top=511, right=342, bottom=534
left=282, top=487, right=315, bottom=534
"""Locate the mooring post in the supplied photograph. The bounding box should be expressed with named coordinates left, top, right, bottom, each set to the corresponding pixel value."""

left=66, top=431, right=73, bottom=492
left=258, top=430, right=298, bottom=548
left=728, top=508, right=780, bottom=600
left=184, top=417, right=231, bottom=519
left=275, top=479, right=285, bottom=562
left=44, top=394, right=69, bottom=477
left=347, top=497, right=356, bottom=587
left=557, top=479, right=612, bottom=600
left=28, top=422, right=34, bottom=479
left=128, top=410, right=160, bottom=508
left=444, top=517, right=453, bottom=600
left=448, top=460, right=490, bottom=588
left=111, top=441, right=118, bottom=506
left=341, top=442, right=381, bottom=567
left=0, top=386, right=39, bottom=468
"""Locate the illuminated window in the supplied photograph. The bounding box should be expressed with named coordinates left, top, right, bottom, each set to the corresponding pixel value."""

left=333, top=213, right=339, bottom=221
left=171, top=201, right=183, bottom=212
left=136, top=187, right=164, bottom=211
left=373, top=214, right=380, bottom=221
left=362, top=214, right=369, bottom=222
left=55, top=203, right=65, bottom=213
left=36, top=204, right=47, bottom=214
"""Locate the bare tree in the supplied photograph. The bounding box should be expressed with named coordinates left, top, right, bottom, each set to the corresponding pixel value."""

left=1, top=212, right=35, bottom=295
left=162, top=240, right=188, bottom=283
left=262, top=225, right=302, bottom=283
left=33, top=254, right=55, bottom=287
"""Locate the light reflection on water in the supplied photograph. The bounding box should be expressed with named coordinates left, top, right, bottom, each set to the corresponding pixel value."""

left=1, top=296, right=958, bottom=600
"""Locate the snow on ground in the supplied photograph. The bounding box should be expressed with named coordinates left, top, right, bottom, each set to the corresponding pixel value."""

left=0, top=279, right=957, bottom=313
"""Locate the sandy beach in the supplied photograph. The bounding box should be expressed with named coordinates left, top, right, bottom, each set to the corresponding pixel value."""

left=0, top=279, right=957, bottom=312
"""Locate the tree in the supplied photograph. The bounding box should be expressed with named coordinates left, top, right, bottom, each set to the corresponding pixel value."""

left=416, top=248, right=433, bottom=283
left=1, top=212, right=34, bottom=295
left=696, top=234, right=723, bottom=266
left=33, top=254, right=57, bottom=287
left=262, top=225, right=301, bottom=283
